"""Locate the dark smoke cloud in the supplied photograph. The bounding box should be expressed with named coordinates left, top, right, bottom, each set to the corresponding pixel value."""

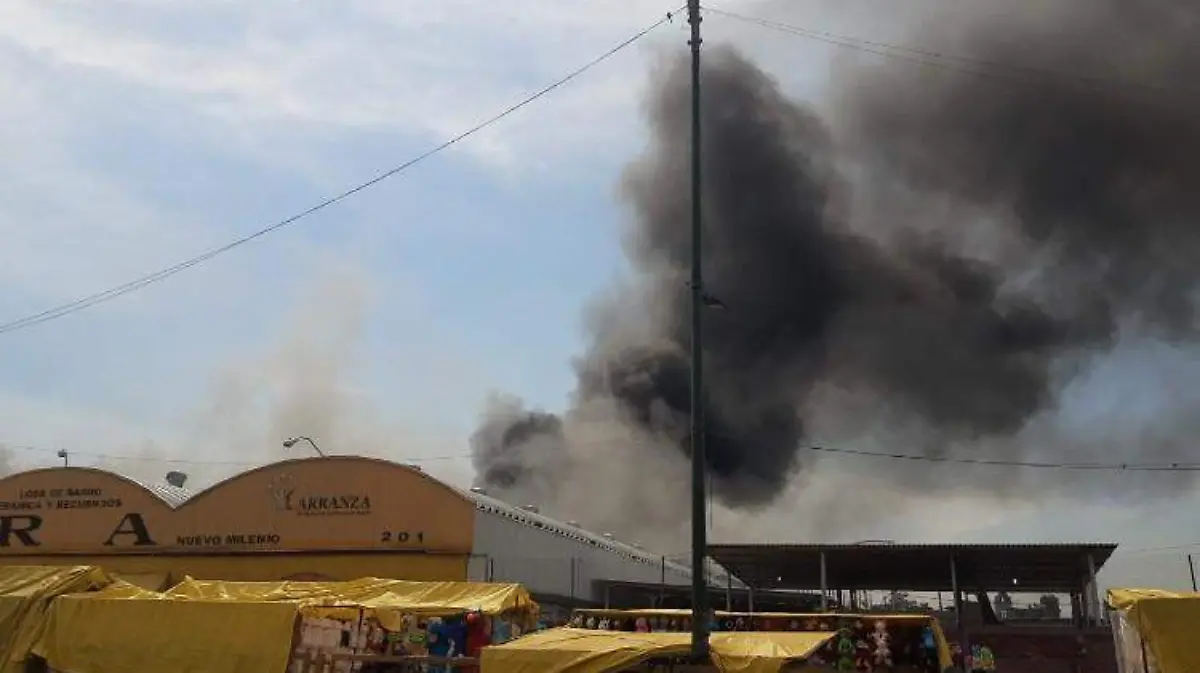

left=473, top=0, right=1200, bottom=519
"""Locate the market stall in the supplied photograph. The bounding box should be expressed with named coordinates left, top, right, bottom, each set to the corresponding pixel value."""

left=1107, top=588, right=1200, bottom=673
left=33, top=577, right=540, bottom=673
left=565, top=609, right=952, bottom=672
left=0, top=564, right=113, bottom=673
left=480, top=627, right=837, bottom=673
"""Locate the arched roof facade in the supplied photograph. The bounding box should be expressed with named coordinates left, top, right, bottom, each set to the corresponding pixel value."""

left=0, top=457, right=475, bottom=556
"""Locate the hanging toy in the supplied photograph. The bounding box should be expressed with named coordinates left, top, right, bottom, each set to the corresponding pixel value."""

left=871, top=620, right=893, bottom=669
left=836, top=628, right=856, bottom=673
left=855, top=637, right=874, bottom=672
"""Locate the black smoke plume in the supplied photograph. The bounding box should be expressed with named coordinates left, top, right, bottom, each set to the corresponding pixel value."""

left=472, top=0, right=1200, bottom=517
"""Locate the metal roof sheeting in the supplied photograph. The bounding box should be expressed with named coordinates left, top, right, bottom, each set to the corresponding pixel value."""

left=130, top=479, right=193, bottom=508
left=459, top=487, right=743, bottom=588
left=709, top=542, right=1118, bottom=593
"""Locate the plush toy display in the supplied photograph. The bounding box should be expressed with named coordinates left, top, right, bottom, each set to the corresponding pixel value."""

left=836, top=628, right=856, bottom=672
left=871, top=620, right=893, bottom=669
left=855, top=637, right=874, bottom=671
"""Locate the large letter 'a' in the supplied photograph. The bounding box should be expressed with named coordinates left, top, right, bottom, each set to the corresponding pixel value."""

left=103, top=513, right=156, bottom=547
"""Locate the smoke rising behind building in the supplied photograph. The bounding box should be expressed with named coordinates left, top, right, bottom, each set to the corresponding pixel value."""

left=472, top=0, right=1200, bottom=535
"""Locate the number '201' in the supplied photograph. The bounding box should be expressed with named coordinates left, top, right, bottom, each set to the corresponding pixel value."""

left=380, top=531, right=425, bottom=543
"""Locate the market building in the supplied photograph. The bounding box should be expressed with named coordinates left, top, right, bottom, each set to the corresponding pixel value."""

left=0, top=455, right=736, bottom=611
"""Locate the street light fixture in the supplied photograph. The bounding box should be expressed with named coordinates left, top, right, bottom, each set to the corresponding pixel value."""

left=282, top=436, right=325, bottom=457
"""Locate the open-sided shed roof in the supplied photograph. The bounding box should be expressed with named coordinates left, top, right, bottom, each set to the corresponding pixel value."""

left=709, top=543, right=1117, bottom=593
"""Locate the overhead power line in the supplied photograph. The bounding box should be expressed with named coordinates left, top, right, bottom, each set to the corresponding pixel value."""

left=6, top=437, right=1200, bottom=473
left=702, top=5, right=1186, bottom=97
left=0, top=9, right=681, bottom=336
left=809, top=445, right=1200, bottom=472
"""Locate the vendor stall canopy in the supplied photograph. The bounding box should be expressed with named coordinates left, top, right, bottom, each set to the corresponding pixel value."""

left=30, top=574, right=540, bottom=673
left=0, top=565, right=114, bottom=673
left=1107, top=588, right=1200, bottom=673
left=166, top=577, right=536, bottom=617
left=481, top=627, right=836, bottom=673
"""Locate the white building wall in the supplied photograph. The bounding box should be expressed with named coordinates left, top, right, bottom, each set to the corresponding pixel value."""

left=464, top=490, right=734, bottom=603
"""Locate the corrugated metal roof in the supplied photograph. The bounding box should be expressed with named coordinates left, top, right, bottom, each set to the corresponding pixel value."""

left=459, top=486, right=743, bottom=588
left=131, top=480, right=193, bottom=508
left=709, top=542, right=1118, bottom=592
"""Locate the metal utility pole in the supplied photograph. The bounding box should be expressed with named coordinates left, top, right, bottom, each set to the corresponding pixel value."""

left=686, top=0, right=709, bottom=661
left=1189, top=554, right=1197, bottom=592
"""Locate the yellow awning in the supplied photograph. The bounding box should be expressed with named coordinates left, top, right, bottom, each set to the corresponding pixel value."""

left=566, top=610, right=952, bottom=672
left=0, top=565, right=113, bottom=673
left=481, top=628, right=836, bottom=673
left=482, top=628, right=691, bottom=673
left=168, top=577, right=534, bottom=612
left=1107, top=587, right=1200, bottom=673
left=33, top=593, right=299, bottom=673
left=708, top=632, right=838, bottom=673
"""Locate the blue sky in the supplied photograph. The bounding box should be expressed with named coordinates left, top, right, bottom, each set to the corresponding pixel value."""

left=1, top=0, right=1198, bottom=588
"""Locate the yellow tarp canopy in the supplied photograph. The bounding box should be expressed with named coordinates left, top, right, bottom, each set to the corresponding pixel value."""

left=32, top=577, right=539, bottom=673
left=709, top=632, right=839, bottom=673
left=167, top=577, right=536, bottom=621
left=567, top=610, right=952, bottom=672
left=33, top=591, right=300, bottom=673
left=481, top=628, right=835, bottom=673
left=1107, top=587, right=1200, bottom=673
left=0, top=565, right=112, bottom=673
left=112, top=572, right=169, bottom=591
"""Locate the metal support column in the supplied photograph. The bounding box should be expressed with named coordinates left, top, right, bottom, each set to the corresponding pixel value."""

left=748, top=586, right=755, bottom=613
left=686, top=0, right=708, bottom=660
left=819, top=551, right=829, bottom=611
left=950, top=554, right=968, bottom=656
left=1087, top=553, right=1101, bottom=625
left=726, top=573, right=732, bottom=612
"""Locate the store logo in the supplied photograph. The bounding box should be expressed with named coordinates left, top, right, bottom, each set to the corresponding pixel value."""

left=269, top=474, right=295, bottom=512
left=268, top=473, right=370, bottom=516
left=294, top=494, right=372, bottom=516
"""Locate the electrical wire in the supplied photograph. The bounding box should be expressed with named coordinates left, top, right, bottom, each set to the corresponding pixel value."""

left=702, top=5, right=1190, bottom=98
left=0, top=8, right=682, bottom=336
left=808, top=445, right=1200, bottom=472
left=8, top=436, right=1200, bottom=473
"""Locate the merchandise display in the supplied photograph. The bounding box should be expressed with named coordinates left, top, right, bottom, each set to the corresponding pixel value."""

left=294, top=608, right=532, bottom=672
left=568, top=610, right=947, bottom=672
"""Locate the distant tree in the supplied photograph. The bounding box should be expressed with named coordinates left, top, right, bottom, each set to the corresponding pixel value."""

left=888, top=590, right=911, bottom=610
left=1039, top=594, right=1062, bottom=619
left=994, top=591, right=1014, bottom=618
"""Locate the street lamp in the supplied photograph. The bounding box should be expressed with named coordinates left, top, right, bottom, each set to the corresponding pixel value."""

left=56, top=449, right=68, bottom=467
left=282, top=436, right=325, bottom=457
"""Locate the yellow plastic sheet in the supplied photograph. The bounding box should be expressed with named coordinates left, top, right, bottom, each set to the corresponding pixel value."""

left=1106, top=587, right=1200, bottom=673
left=168, top=577, right=536, bottom=616
left=0, top=565, right=112, bottom=673
left=33, top=594, right=301, bottom=673
left=708, top=632, right=836, bottom=673
left=482, top=628, right=692, bottom=673
left=567, top=610, right=952, bottom=672
left=481, top=628, right=836, bottom=673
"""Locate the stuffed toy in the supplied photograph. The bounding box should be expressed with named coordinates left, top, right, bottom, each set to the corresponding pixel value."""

left=855, top=638, right=874, bottom=671
left=871, top=620, right=893, bottom=669
left=635, top=618, right=650, bottom=633
left=598, top=618, right=610, bottom=630
left=836, top=628, right=856, bottom=672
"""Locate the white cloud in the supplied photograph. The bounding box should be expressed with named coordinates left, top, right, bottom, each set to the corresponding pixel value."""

left=0, top=1, right=712, bottom=171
